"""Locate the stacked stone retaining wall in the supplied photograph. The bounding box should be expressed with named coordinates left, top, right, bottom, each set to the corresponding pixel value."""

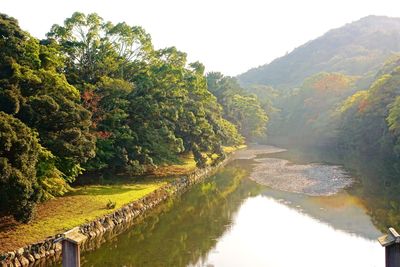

left=0, top=155, right=232, bottom=267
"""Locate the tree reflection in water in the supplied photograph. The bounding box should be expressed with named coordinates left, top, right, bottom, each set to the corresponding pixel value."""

left=77, top=161, right=263, bottom=267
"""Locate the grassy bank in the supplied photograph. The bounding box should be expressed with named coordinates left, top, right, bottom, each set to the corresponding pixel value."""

left=0, top=181, right=166, bottom=252
left=0, top=146, right=243, bottom=252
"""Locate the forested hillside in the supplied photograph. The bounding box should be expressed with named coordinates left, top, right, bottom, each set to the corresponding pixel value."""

left=238, top=16, right=400, bottom=89
left=238, top=15, right=400, bottom=199
left=335, top=57, right=400, bottom=168
left=268, top=57, right=400, bottom=168
left=0, top=13, right=268, bottom=223
left=269, top=72, right=358, bottom=145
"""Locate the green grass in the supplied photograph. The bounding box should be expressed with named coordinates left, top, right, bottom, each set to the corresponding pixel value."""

left=0, top=180, right=166, bottom=252
left=0, top=148, right=244, bottom=252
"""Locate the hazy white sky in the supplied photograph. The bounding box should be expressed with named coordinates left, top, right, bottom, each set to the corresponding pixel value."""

left=2, top=0, right=400, bottom=76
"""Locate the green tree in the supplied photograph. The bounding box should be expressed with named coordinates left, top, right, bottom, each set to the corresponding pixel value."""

left=226, top=94, right=268, bottom=138
left=333, top=61, right=400, bottom=178
left=207, top=72, right=268, bottom=140
left=0, top=13, right=96, bottom=184
left=48, top=12, right=156, bottom=173
left=47, top=12, right=152, bottom=86
left=387, top=96, right=400, bottom=156
left=0, top=112, right=41, bottom=222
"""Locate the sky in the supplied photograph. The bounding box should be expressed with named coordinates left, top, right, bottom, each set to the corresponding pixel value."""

left=2, top=0, right=400, bottom=76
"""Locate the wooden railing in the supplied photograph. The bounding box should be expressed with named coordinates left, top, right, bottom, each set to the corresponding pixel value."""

left=56, top=227, right=86, bottom=267
left=378, top=227, right=400, bottom=267
left=59, top=224, right=398, bottom=266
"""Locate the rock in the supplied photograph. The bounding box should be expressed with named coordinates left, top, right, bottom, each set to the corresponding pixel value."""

left=13, top=257, right=21, bottom=267
left=94, top=221, right=103, bottom=232
left=37, top=246, right=45, bottom=259
left=25, top=253, right=35, bottom=263
left=33, top=253, right=40, bottom=260
left=8, top=252, right=15, bottom=260
left=49, top=250, right=55, bottom=256
left=15, top=248, right=24, bottom=257
left=105, top=217, right=114, bottom=229
left=54, top=243, right=62, bottom=252
left=17, top=256, right=29, bottom=267
left=95, top=228, right=101, bottom=236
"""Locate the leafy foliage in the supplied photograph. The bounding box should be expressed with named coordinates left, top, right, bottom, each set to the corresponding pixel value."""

left=334, top=63, right=400, bottom=165
left=0, top=12, right=270, bottom=223
left=0, top=13, right=96, bottom=185
left=388, top=96, right=400, bottom=154
left=0, top=112, right=41, bottom=222
left=266, top=56, right=400, bottom=187
left=48, top=13, right=248, bottom=170
left=207, top=72, right=268, bottom=140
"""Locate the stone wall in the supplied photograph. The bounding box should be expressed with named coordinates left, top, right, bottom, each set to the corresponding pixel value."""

left=0, top=155, right=232, bottom=267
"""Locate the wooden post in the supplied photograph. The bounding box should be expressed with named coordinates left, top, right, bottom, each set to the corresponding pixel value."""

left=61, top=227, right=87, bottom=267
left=378, top=227, right=400, bottom=267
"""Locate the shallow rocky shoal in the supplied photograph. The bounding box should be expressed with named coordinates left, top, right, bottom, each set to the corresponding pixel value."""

left=249, top=157, right=352, bottom=196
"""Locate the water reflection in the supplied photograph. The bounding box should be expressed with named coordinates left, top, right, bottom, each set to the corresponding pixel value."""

left=78, top=164, right=264, bottom=267
left=261, top=189, right=381, bottom=240
left=52, top=150, right=387, bottom=267
left=267, top=148, right=400, bottom=233
left=195, top=196, right=383, bottom=267
left=193, top=154, right=383, bottom=267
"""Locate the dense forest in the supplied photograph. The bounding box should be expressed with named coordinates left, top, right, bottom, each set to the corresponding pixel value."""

left=238, top=16, right=400, bottom=89
left=238, top=16, right=400, bottom=211
left=3, top=7, right=400, bottom=266
left=2, top=11, right=400, bottom=229
left=0, top=12, right=268, bottom=223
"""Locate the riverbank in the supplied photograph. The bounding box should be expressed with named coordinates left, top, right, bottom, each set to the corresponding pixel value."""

left=57, top=144, right=383, bottom=267
left=0, top=146, right=243, bottom=266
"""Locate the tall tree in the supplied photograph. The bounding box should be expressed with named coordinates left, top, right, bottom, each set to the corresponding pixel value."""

left=0, top=13, right=95, bottom=185
left=0, top=112, right=41, bottom=222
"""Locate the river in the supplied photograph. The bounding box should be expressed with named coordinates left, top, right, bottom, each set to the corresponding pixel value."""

left=64, top=146, right=386, bottom=266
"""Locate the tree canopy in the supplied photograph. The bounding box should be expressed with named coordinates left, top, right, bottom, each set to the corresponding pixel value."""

left=0, top=112, right=41, bottom=222
left=206, top=72, right=268, bottom=141
left=0, top=12, right=267, bottom=222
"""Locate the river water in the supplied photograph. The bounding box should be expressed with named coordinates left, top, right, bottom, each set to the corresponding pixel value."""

left=76, top=146, right=384, bottom=267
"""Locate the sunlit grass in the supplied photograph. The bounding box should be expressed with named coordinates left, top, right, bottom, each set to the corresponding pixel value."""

left=0, top=148, right=244, bottom=252
left=0, top=180, right=166, bottom=252
left=151, top=153, right=197, bottom=177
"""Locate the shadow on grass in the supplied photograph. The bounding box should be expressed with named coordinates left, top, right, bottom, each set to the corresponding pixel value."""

left=0, top=216, right=17, bottom=233
left=74, top=173, right=173, bottom=186
left=68, top=185, right=144, bottom=196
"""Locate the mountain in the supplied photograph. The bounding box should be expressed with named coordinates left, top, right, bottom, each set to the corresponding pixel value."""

left=238, top=16, right=400, bottom=89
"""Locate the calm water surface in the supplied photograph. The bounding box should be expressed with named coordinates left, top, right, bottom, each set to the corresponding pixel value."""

left=74, top=147, right=384, bottom=267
